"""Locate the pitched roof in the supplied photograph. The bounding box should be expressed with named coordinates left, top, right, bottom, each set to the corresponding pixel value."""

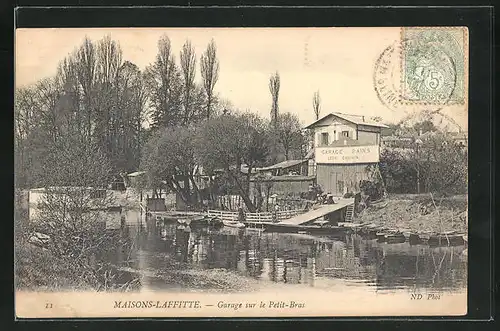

left=259, top=159, right=307, bottom=171
left=127, top=171, right=146, bottom=177
left=305, top=112, right=389, bottom=129
left=250, top=175, right=316, bottom=182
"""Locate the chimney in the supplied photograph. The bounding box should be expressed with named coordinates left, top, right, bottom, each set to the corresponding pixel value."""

left=362, top=116, right=365, bottom=122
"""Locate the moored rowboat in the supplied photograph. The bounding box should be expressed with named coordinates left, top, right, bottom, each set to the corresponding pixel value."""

left=223, top=220, right=246, bottom=229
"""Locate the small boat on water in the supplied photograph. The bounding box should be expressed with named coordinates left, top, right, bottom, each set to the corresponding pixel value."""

left=223, top=220, right=246, bottom=229
left=261, top=222, right=350, bottom=236
left=177, top=215, right=223, bottom=228
left=376, top=232, right=387, bottom=242
left=375, top=232, right=406, bottom=244
left=406, top=233, right=422, bottom=245
left=304, top=226, right=349, bottom=236
left=359, top=224, right=383, bottom=239
left=385, top=233, right=406, bottom=244
left=428, top=234, right=465, bottom=247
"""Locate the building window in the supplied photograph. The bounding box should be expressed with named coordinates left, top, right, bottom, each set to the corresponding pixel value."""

left=342, top=131, right=350, bottom=138
left=321, top=132, right=329, bottom=146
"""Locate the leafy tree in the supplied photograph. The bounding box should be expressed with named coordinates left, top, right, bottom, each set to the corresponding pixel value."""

left=196, top=114, right=271, bottom=212
left=413, top=133, right=467, bottom=194
left=379, top=148, right=418, bottom=193
left=276, top=112, right=304, bottom=160
left=414, top=120, right=438, bottom=134
left=381, top=133, right=467, bottom=195
left=140, top=125, right=200, bottom=205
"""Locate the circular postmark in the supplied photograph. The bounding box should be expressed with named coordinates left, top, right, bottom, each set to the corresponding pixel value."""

left=373, top=37, right=456, bottom=113
left=373, top=43, right=405, bottom=112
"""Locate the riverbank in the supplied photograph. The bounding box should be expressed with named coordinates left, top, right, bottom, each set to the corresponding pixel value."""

left=354, top=194, right=467, bottom=235
left=14, top=239, right=259, bottom=293
left=120, top=250, right=260, bottom=293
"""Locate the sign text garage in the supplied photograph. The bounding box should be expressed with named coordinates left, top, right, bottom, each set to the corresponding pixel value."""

left=315, top=145, right=380, bottom=164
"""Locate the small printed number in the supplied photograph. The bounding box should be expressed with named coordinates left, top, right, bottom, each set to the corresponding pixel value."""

left=45, top=303, right=53, bottom=309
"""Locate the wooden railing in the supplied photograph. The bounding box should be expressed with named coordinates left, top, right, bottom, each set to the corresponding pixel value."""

left=207, top=209, right=303, bottom=222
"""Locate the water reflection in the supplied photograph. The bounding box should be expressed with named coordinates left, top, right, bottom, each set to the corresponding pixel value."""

left=114, top=210, right=467, bottom=292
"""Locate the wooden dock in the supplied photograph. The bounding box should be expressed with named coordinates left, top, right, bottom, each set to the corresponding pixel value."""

left=280, top=198, right=354, bottom=226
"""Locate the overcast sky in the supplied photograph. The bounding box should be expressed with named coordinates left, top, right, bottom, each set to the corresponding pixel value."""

left=15, top=28, right=467, bottom=128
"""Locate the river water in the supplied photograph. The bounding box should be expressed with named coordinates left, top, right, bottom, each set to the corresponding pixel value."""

left=109, top=210, right=467, bottom=294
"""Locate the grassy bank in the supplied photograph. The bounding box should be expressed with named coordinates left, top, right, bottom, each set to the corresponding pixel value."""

left=355, top=194, right=467, bottom=234
left=15, top=242, right=95, bottom=291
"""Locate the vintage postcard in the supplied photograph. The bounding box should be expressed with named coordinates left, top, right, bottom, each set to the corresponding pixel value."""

left=14, top=27, right=468, bottom=318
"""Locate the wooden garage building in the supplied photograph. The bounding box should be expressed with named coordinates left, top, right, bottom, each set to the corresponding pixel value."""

left=305, top=112, right=388, bottom=196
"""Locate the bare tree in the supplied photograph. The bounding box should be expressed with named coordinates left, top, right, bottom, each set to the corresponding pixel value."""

left=96, top=36, right=122, bottom=86
left=312, top=90, right=321, bottom=120
left=269, top=71, right=280, bottom=129
left=15, top=86, right=39, bottom=188
left=95, top=36, right=123, bottom=166
left=180, top=40, right=197, bottom=124
left=33, top=77, right=64, bottom=143
left=116, top=61, right=148, bottom=171
left=76, top=37, right=97, bottom=141
left=200, top=39, right=220, bottom=120
left=145, top=35, right=183, bottom=128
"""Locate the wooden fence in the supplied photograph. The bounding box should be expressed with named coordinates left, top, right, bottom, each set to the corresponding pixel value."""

left=207, top=209, right=303, bottom=222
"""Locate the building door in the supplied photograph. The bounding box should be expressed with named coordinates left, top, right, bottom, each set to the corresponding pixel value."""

left=328, top=171, right=336, bottom=195
left=329, top=172, right=343, bottom=196
left=337, top=171, right=345, bottom=196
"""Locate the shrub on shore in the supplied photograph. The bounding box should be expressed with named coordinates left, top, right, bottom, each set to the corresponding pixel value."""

left=356, top=194, right=467, bottom=234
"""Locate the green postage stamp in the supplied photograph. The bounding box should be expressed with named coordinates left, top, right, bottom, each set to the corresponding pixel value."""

left=400, top=27, right=468, bottom=105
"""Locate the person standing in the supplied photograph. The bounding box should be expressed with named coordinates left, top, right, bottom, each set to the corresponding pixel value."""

left=273, top=203, right=279, bottom=223
left=238, top=207, right=246, bottom=223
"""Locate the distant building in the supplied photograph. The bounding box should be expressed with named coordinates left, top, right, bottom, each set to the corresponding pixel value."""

left=305, top=112, right=388, bottom=196
left=126, top=171, right=146, bottom=188
left=28, top=187, right=122, bottom=229
left=381, top=130, right=468, bottom=153
left=258, top=159, right=309, bottom=176
left=381, top=135, right=415, bottom=156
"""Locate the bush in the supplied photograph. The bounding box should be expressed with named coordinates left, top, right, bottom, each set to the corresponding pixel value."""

left=380, top=134, right=467, bottom=195
left=15, top=241, right=93, bottom=291
left=379, top=149, right=418, bottom=194
left=360, top=180, right=384, bottom=201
